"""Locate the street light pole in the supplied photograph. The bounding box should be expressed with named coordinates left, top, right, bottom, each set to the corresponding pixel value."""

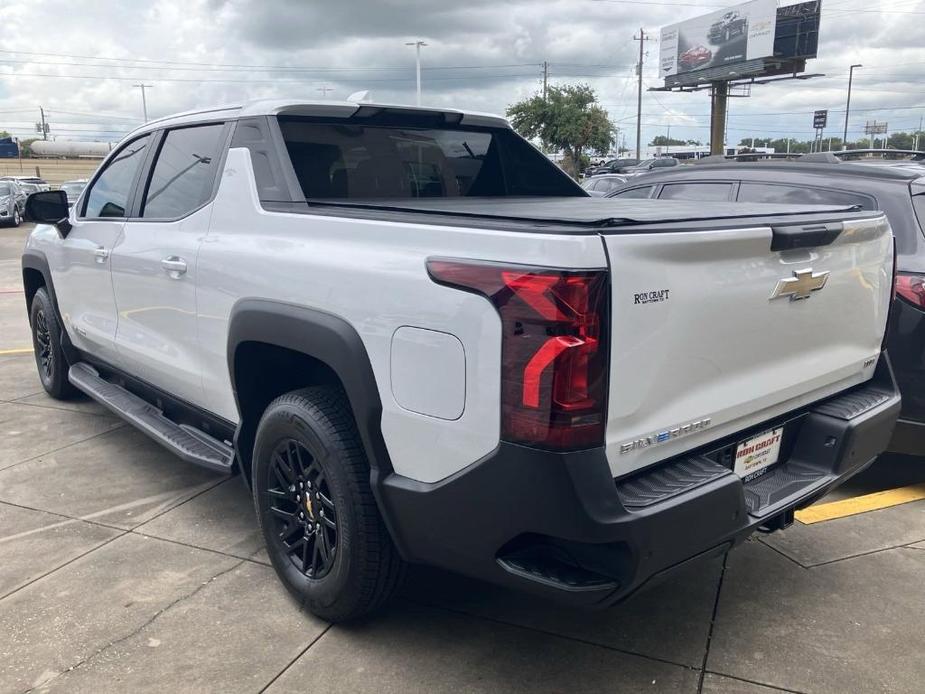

left=133, top=83, right=153, bottom=122
left=843, top=64, right=861, bottom=148
left=405, top=41, right=427, bottom=106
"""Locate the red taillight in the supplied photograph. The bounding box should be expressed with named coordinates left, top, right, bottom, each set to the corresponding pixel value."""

left=427, top=258, right=609, bottom=450
left=896, top=273, right=925, bottom=309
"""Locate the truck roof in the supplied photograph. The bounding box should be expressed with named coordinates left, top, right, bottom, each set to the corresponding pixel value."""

left=126, top=99, right=511, bottom=139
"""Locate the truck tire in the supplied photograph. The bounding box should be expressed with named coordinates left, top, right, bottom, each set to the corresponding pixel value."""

left=252, top=386, right=405, bottom=622
left=29, top=287, right=78, bottom=400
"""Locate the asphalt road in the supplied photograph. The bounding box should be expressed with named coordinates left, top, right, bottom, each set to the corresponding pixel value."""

left=1, top=223, right=924, bottom=693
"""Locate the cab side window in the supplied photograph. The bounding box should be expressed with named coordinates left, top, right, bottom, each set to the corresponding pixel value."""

left=737, top=182, right=875, bottom=210
left=141, top=123, right=225, bottom=219
left=82, top=135, right=151, bottom=218
left=659, top=182, right=733, bottom=201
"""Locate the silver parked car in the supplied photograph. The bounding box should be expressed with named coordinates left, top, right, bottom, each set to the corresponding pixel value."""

left=581, top=174, right=627, bottom=197
left=59, top=179, right=88, bottom=207
left=0, top=180, right=25, bottom=227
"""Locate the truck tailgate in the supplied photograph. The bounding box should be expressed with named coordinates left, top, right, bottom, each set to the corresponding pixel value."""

left=603, top=213, right=894, bottom=477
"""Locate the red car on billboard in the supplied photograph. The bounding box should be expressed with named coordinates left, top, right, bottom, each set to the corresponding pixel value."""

left=679, top=45, right=712, bottom=70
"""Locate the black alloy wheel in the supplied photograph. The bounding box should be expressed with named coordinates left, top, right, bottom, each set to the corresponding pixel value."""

left=29, top=287, right=78, bottom=400
left=34, top=308, right=53, bottom=381
left=267, top=439, right=338, bottom=580
left=252, top=386, right=405, bottom=622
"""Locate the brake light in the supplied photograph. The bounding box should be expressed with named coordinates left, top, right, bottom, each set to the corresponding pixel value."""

left=427, top=258, right=609, bottom=450
left=896, top=273, right=925, bottom=309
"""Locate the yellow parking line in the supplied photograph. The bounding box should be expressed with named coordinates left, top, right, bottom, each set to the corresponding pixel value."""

left=0, top=347, right=32, bottom=356
left=796, top=483, right=925, bottom=524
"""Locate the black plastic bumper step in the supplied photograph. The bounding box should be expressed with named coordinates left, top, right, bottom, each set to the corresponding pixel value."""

left=616, top=456, right=731, bottom=509
left=812, top=385, right=893, bottom=420
left=68, top=362, right=234, bottom=474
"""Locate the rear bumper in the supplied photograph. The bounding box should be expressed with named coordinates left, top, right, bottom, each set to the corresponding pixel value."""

left=888, top=418, right=925, bottom=457
left=376, top=357, right=901, bottom=607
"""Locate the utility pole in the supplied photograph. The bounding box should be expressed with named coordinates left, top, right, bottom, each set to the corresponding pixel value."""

left=405, top=40, right=427, bottom=106
left=133, top=83, right=153, bottom=122
left=915, top=114, right=923, bottom=151
left=38, top=106, right=47, bottom=141
left=542, top=61, right=548, bottom=101
left=633, top=28, right=651, bottom=161
left=316, top=85, right=334, bottom=98
left=843, top=64, right=861, bottom=148
left=710, top=82, right=728, bottom=156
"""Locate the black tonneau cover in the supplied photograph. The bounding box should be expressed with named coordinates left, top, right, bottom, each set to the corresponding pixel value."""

left=305, top=196, right=877, bottom=234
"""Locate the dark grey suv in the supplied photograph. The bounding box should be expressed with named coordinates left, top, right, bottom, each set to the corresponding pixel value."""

left=609, top=159, right=925, bottom=457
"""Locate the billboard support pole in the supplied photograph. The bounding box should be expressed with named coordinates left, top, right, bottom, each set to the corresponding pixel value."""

left=710, top=81, right=728, bottom=155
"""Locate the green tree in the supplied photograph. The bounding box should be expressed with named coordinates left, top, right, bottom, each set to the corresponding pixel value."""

left=19, top=138, right=38, bottom=157
left=650, top=135, right=702, bottom=147
left=507, top=84, right=615, bottom=178
left=887, top=131, right=924, bottom=150
left=0, top=131, right=9, bottom=139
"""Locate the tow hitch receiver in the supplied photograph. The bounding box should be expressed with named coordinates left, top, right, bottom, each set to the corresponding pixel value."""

left=758, top=508, right=795, bottom=533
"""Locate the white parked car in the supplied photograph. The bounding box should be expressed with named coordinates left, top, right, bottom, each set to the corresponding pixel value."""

left=22, top=99, right=901, bottom=622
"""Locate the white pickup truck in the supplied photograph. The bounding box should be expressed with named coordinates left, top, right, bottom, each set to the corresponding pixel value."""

left=22, top=100, right=901, bottom=621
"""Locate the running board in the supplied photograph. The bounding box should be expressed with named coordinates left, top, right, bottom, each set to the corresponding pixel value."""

left=68, top=362, right=234, bottom=474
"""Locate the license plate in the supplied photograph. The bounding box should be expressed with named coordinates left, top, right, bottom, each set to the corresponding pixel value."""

left=734, top=427, right=783, bottom=481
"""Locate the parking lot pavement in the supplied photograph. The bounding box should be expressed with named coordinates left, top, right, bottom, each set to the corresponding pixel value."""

left=2, top=223, right=925, bottom=693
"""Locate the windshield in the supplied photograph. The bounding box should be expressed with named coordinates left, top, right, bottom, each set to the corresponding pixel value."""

left=0, top=183, right=10, bottom=195
left=278, top=117, right=583, bottom=199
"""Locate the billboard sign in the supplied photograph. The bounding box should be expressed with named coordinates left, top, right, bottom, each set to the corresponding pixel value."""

left=774, top=1, right=820, bottom=60
left=660, top=0, right=778, bottom=79
left=813, top=110, right=827, bottom=129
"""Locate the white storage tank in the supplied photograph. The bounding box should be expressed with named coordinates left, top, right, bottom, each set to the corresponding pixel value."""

left=31, top=140, right=114, bottom=158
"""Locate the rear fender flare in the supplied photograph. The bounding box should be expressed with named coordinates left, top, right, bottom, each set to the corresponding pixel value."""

left=226, top=299, right=393, bottom=477
left=21, top=250, right=77, bottom=362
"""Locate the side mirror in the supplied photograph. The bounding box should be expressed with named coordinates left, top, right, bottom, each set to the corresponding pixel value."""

left=24, top=190, right=71, bottom=236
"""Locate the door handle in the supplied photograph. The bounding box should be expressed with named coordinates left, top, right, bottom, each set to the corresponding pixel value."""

left=93, top=247, right=110, bottom=263
left=161, top=256, right=188, bottom=277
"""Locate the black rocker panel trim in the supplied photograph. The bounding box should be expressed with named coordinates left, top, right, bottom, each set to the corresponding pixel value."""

left=226, top=300, right=392, bottom=476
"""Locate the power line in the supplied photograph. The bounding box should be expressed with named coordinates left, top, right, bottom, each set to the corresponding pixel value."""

left=0, top=68, right=625, bottom=85
left=0, top=49, right=609, bottom=74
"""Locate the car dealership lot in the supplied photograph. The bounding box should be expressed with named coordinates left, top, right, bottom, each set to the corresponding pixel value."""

left=1, top=224, right=924, bottom=694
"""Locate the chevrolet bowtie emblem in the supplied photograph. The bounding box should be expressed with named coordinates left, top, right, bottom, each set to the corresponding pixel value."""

left=769, top=268, right=830, bottom=302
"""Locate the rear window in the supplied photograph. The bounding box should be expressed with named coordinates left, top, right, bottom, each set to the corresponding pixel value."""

left=738, top=182, right=875, bottom=210
left=277, top=118, right=581, bottom=199
left=141, top=123, right=226, bottom=219
left=660, top=182, right=733, bottom=201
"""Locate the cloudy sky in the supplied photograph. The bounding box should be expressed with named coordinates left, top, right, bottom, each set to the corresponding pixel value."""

left=0, top=0, right=922, bottom=151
